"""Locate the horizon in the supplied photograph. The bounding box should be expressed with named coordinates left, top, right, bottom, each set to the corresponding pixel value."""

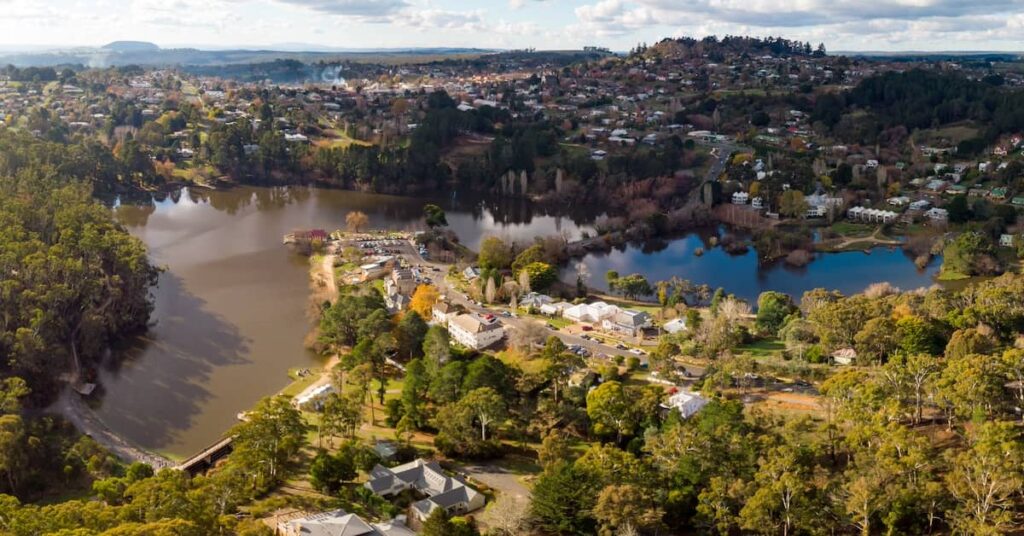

left=2, top=0, right=1024, bottom=53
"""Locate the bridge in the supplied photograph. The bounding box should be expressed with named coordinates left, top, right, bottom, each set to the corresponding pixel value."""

left=175, top=435, right=235, bottom=476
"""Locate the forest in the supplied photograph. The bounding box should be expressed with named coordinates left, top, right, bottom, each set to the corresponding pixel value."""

left=814, top=69, right=1024, bottom=154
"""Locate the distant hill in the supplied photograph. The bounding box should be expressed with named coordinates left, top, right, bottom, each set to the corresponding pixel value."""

left=0, top=45, right=495, bottom=68
left=102, top=41, right=160, bottom=53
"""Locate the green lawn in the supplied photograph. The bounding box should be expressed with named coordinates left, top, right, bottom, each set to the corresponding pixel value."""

left=828, top=221, right=874, bottom=237
left=736, top=339, right=786, bottom=358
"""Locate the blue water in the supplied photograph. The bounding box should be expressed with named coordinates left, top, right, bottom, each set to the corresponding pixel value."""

left=562, top=230, right=941, bottom=303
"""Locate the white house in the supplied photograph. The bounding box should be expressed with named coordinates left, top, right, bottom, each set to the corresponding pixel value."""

left=364, top=459, right=485, bottom=522
left=832, top=348, right=858, bottom=366
left=663, top=318, right=688, bottom=334
left=732, top=191, right=749, bottom=205
left=564, top=301, right=618, bottom=324
left=448, top=313, right=505, bottom=350
left=279, top=509, right=415, bottom=536
left=925, top=207, right=949, bottom=222
left=294, top=384, right=336, bottom=412
left=661, top=390, right=708, bottom=419
left=540, top=301, right=572, bottom=317
left=888, top=196, right=910, bottom=207
left=1000, top=234, right=1017, bottom=248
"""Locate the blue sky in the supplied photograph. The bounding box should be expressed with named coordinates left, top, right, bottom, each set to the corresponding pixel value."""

left=1, top=0, right=1023, bottom=52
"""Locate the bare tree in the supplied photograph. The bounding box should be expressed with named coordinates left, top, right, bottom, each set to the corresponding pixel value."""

left=509, top=322, right=548, bottom=352
left=489, top=495, right=531, bottom=536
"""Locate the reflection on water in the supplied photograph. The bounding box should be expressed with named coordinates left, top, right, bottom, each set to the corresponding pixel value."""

left=102, top=186, right=595, bottom=456
left=563, top=226, right=942, bottom=303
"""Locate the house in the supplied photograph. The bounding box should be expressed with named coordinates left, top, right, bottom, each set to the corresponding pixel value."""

left=361, top=261, right=390, bottom=281
left=294, top=384, right=336, bottom=412
left=462, top=266, right=481, bottom=280
left=539, top=301, right=569, bottom=316
left=520, top=292, right=553, bottom=309
left=1000, top=234, right=1017, bottom=248
left=431, top=301, right=459, bottom=325
left=602, top=309, right=652, bottom=337
left=908, top=199, right=931, bottom=211
left=364, top=459, right=485, bottom=522
left=925, top=207, right=949, bottom=222
left=888, top=196, right=910, bottom=207
left=448, top=313, right=505, bottom=350
left=278, top=509, right=415, bottom=536
left=847, top=206, right=898, bottom=223
left=663, top=318, right=687, bottom=334
left=832, top=348, right=857, bottom=366
left=732, top=191, right=749, bottom=205
left=564, top=301, right=618, bottom=324
left=390, top=268, right=416, bottom=295
left=661, top=390, right=708, bottom=418
left=751, top=197, right=764, bottom=210
left=1013, top=197, right=1024, bottom=208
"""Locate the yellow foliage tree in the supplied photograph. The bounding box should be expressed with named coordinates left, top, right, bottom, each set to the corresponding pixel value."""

left=410, top=284, right=441, bottom=319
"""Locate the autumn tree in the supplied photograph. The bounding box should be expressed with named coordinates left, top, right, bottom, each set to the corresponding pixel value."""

left=345, top=210, right=369, bottom=232
left=409, top=284, right=441, bottom=319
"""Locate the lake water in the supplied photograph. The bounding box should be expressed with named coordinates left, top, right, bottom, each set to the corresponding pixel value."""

left=561, top=227, right=942, bottom=302
left=99, top=186, right=936, bottom=457
left=100, top=186, right=595, bottom=457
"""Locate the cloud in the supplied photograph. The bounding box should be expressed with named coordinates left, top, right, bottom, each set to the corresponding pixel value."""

left=571, top=0, right=1024, bottom=49
left=270, top=0, right=409, bottom=20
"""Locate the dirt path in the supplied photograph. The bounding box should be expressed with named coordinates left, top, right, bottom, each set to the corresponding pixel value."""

left=50, top=388, right=174, bottom=469
left=823, top=228, right=902, bottom=251
left=320, top=253, right=338, bottom=300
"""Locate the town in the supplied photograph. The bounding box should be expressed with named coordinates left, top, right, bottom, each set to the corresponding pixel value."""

left=4, top=24, right=1024, bottom=536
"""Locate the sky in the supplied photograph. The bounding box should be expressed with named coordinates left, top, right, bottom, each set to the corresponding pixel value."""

left=1, top=0, right=1023, bottom=52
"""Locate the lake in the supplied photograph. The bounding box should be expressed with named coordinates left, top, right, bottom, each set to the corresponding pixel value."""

left=561, top=227, right=942, bottom=302
left=99, top=186, right=936, bottom=457
left=100, top=186, right=595, bottom=457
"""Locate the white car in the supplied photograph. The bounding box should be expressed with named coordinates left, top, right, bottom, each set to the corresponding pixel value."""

left=628, top=348, right=646, bottom=356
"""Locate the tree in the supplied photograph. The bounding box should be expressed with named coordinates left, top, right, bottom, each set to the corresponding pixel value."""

left=478, top=236, right=513, bottom=270
left=230, top=396, right=308, bottom=491
left=395, top=311, right=428, bottom=360
left=755, top=291, right=796, bottom=335
left=421, top=508, right=479, bottom=536
left=586, top=381, right=640, bottom=443
left=738, top=443, right=819, bottom=536
left=946, top=421, right=1024, bottom=535
left=538, top=430, right=572, bottom=469
left=778, top=190, right=808, bottom=218
left=422, top=325, right=451, bottom=373
left=934, top=353, right=1006, bottom=426
left=530, top=462, right=598, bottom=535
left=489, top=495, right=531, bottom=536
left=309, top=450, right=355, bottom=494
left=611, top=274, right=653, bottom=300
left=345, top=210, right=369, bottom=232
left=512, top=244, right=546, bottom=273
left=423, top=204, right=447, bottom=227
left=523, top=262, right=557, bottom=292
left=460, top=387, right=506, bottom=442
left=401, top=358, right=430, bottom=428
left=854, top=317, right=899, bottom=365
left=593, top=484, right=665, bottom=536
left=409, top=285, right=441, bottom=319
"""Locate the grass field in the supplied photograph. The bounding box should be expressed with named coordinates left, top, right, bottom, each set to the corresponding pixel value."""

left=735, top=339, right=786, bottom=359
